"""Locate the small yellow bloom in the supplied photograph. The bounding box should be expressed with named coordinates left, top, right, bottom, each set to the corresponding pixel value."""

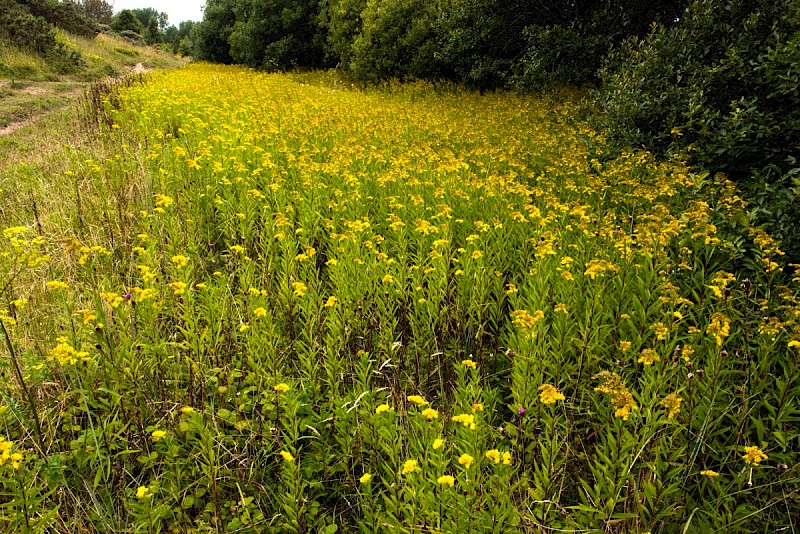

left=407, top=395, right=428, bottom=406
left=742, top=446, right=768, bottom=466
left=280, top=451, right=295, bottom=463
left=485, top=449, right=502, bottom=464
left=324, top=296, right=338, bottom=307
left=619, top=341, right=632, bottom=351
left=169, top=281, right=187, bottom=295
left=136, top=486, right=151, bottom=499
left=437, top=475, right=455, bottom=487
left=151, top=430, right=167, bottom=441
left=382, top=274, right=394, bottom=284
left=700, top=469, right=720, bottom=478
left=502, top=451, right=512, bottom=465
left=10, top=451, right=23, bottom=470
left=660, top=393, right=682, bottom=419
left=451, top=414, right=475, bottom=428
left=401, top=459, right=420, bottom=475
left=292, top=281, right=308, bottom=297
left=538, top=384, right=565, bottom=405
left=554, top=303, right=568, bottom=314
left=421, top=408, right=439, bottom=420
left=180, top=406, right=195, bottom=415
left=273, top=383, right=290, bottom=393
left=789, top=340, right=800, bottom=349
left=432, top=438, right=445, bottom=450
left=457, top=453, right=474, bottom=468
left=254, top=307, right=267, bottom=318
left=637, top=349, right=660, bottom=366
left=461, top=359, right=477, bottom=369
left=171, top=255, right=189, bottom=267
left=375, top=403, right=392, bottom=414
left=359, top=473, right=372, bottom=484
left=45, top=281, right=69, bottom=290
left=471, top=403, right=484, bottom=413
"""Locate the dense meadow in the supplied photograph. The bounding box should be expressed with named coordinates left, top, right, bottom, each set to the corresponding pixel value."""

left=0, top=64, right=799, bottom=532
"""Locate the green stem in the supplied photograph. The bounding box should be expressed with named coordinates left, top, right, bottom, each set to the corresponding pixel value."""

left=0, top=319, right=45, bottom=456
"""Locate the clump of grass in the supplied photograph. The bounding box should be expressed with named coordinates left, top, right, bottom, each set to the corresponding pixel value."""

left=0, top=64, right=798, bottom=532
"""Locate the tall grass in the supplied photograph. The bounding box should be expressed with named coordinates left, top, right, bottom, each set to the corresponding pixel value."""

left=0, top=64, right=797, bottom=532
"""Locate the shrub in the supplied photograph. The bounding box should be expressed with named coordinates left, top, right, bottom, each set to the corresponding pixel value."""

left=595, top=0, right=800, bottom=256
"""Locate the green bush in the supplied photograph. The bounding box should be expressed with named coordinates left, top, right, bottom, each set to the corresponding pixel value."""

left=595, top=0, right=800, bottom=257
left=0, top=0, right=83, bottom=72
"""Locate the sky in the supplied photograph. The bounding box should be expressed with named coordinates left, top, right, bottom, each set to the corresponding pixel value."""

left=113, top=0, right=205, bottom=25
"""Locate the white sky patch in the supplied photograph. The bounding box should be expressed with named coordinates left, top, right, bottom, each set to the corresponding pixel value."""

left=113, top=0, right=204, bottom=25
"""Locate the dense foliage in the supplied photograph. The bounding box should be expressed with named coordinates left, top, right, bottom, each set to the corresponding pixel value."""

left=192, top=0, right=687, bottom=88
left=1, top=64, right=799, bottom=532
left=0, top=0, right=91, bottom=73
left=595, top=0, right=800, bottom=259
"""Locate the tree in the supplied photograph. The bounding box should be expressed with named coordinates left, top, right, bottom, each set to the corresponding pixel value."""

left=226, top=0, right=328, bottom=69
left=131, top=8, right=168, bottom=33
left=70, top=0, right=113, bottom=24
left=193, top=0, right=236, bottom=63
left=144, top=15, right=160, bottom=44
left=111, top=9, right=144, bottom=34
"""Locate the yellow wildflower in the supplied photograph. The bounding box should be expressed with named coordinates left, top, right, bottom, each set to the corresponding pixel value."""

left=511, top=309, right=544, bottom=333
left=742, top=446, right=768, bottom=466
left=485, top=449, right=502, bottom=464
left=432, top=438, right=445, bottom=450
left=437, top=475, right=455, bottom=487
left=280, top=451, right=295, bottom=463
left=292, top=281, right=307, bottom=297
left=700, top=470, right=720, bottom=478
left=461, top=359, right=477, bottom=369
left=171, top=255, right=189, bottom=267
left=407, top=395, right=428, bottom=406
left=421, top=408, right=439, bottom=420
left=45, top=281, right=69, bottom=290
left=375, top=403, right=392, bottom=414
left=169, top=281, right=187, bottom=295
left=538, top=384, right=565, bottom=405
left=638, top=349, right=660, bottom=366
left=594, top=371, right=638, bottom=421
left=273, top=383, right=290, bottom=393
left=151, top=430, right=167, bottom=441
left=359, top=473, right=372, bottom=484
left=136, top=486, right=151, bottom=499
left=706, top=313, right=731, bottom=346
left=401, top=459, right=420, bottom=475
left=451, top=414, right=475, bottom=428
left=457, top=453, right=474, bottom=468
left=660, top=393, right=682, bottom=419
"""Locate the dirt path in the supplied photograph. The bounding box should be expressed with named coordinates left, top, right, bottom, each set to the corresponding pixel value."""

left=0, top=63, right=152, bottom=136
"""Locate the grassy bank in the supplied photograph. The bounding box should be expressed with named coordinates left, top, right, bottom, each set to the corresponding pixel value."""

left=0, top=31, right=184, bottom=132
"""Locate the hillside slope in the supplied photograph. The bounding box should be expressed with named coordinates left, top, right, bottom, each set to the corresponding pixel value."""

left=0, top=31, right=185, bottom=130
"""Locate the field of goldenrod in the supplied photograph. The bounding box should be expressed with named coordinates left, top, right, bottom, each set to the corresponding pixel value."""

left=0, top=64, right=798, bottom=532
